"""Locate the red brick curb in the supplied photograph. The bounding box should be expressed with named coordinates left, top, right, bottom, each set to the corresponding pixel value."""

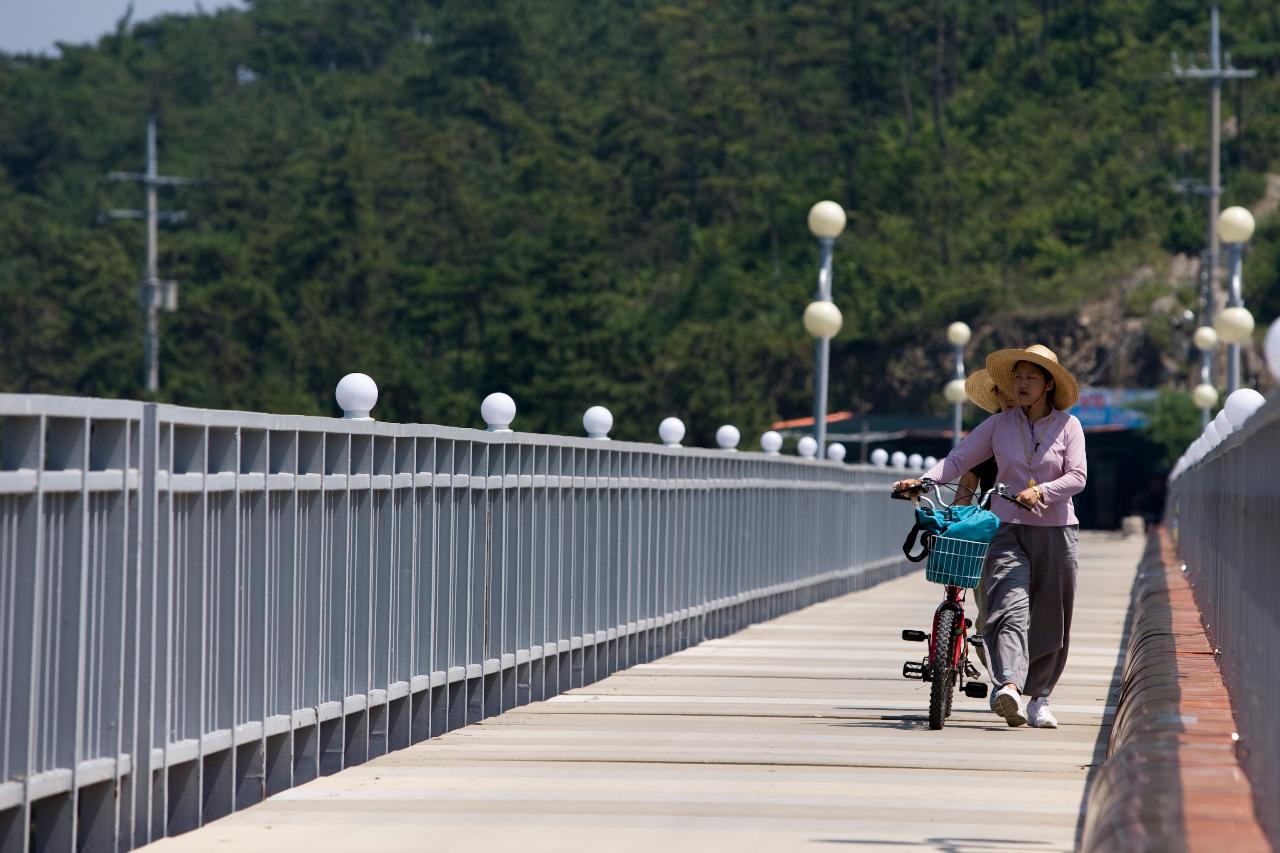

left=1080, top=526, right=1268, bottom=851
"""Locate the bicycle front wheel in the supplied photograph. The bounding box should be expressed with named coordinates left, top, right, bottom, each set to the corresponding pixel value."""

left=929, top=608, right=959, bottom=730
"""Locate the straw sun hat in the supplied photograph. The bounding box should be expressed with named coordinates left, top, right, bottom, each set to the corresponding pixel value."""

left=963, top=369, right=1003, bottom=414
left=985, top=344, right=1080, bottom=411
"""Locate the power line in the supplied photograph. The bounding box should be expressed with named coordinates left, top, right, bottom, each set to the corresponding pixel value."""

left=103, top=115, right=192, bottom=394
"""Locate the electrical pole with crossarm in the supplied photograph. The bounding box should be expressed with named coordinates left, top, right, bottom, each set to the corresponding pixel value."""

left=1171, top=4, right=1255, bottom=424
left=104, top=115, right=193, bottom=393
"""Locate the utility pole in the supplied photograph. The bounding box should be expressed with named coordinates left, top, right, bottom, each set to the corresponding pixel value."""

left=105, top=115, right=192, bottom=393
left=1171, top=4, right=1254, bottom=423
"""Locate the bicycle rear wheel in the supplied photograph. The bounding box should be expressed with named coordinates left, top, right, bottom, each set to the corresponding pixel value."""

left=929, top=609, right=959, bottom=730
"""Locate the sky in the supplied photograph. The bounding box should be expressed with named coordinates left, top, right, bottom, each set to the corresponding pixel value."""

left=1, top=0, right=246, bottom=56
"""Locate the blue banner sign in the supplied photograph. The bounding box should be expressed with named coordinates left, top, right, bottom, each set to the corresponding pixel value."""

left=1070, top=387, right=1157, bottom=430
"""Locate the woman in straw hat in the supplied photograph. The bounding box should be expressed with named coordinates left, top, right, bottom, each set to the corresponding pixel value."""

left=893, top=344, right=1085, bottom=729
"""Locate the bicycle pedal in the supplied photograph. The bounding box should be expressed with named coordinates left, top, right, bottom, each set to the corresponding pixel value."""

left=901, top=629, right=928, bottom=642
left=964, top=618, right=973, bottom=630
left=968, top=635, right=984, bottom=646
left=902, top=661, right=927, bottom=680
left=963, top=682, right=989, bottom=699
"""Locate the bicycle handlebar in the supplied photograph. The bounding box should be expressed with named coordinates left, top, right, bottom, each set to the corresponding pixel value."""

left=891, top=478, right=1035, bottom=511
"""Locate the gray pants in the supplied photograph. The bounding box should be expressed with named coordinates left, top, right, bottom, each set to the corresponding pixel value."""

left=981, top=524, right=1079, bottom=697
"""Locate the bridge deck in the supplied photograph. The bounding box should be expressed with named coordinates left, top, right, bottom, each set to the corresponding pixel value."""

left=147, top=532, right=1140, bottom=852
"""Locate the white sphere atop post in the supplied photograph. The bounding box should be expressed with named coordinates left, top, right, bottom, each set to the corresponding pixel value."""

left=760, top=430, right=783, bottom=455
left=335, top=373, right=378, bottom=420
left=890, top=451, right=907, bottom=469
left=923, top=456, right=938, bottom=469
left=1214, top=307, right=1255, bottom=345
left=716, top=425, right=741, bottom=451
left=1266, top=317, right=1280, bottom=381
left=658, top=417, right=686, bottom=447
left=870, top=448, right=889, bottom=466
left=1192, top=326, right=1219, bottom=352
left=1203, top=421, right=1220, bottom=447
left=807, top=200, right=847, bottom=238
left=826, top=443, right=846, bottom=462
left=1192, top=383, right=1219, bottom=410
left=944, top=378, right=968, bottom=404
left=480, top=392, right=516, bottom=432
left=907, top=453, right=924, bottom=470
left=1224, top=388, right=1266, bottom=428
left=946, top=321, right=972, bottom=347
left=1212, top=409, right=1233, bottom=439
left=803, top=300, right=843, bottom=338
left=1217, top=206, right=1256, bottom=244
left=583, top=406, right=613, bottom=440
left=797, top=436, right=818, bottom=459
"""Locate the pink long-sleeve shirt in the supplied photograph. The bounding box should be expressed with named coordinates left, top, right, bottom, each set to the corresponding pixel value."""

left=922, top=407, right=1087, bottom=526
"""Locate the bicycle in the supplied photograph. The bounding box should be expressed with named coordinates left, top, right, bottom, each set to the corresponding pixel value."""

left=890, top=477, right=1030, bottom=730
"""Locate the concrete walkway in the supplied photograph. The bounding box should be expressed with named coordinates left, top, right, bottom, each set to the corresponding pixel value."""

left=147, top=532, right=1141, bottom=853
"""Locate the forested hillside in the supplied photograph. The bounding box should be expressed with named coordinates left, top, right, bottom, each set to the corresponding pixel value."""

left=2, top=0, right=1279, bottom=442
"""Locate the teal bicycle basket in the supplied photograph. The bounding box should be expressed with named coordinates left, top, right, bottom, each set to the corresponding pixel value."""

left=923, top=534, right=989, bottom=588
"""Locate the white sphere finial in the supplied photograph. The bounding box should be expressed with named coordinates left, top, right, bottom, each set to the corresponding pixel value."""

left=1192, top=383, right=1219, bottom=410
left=1212, top=409, right=1233, bottom=440
left=870, top=448, right=889, bottom=467
left=826, top=443, right=846, bottom=462
left=907, top=453, right=924, bottom=470
left=760, top=430, right=783, bottom=455
left=1224, top=387, right=1266, bottom=428
left=944, top=378, right=968, bottom=404
left=335, top=373, right=378, bottom=420
left=658, top=417, right=686, bottom=447
left=1192, top=325, right=1219, bottom=352
left=1217, top=206, right=1256, bottom=244
left=890, top=451, right=907, bottom=469
left=947, top=321, right=972, bottom=347
left=1266, top=317, right=1280, bottom=381
left=797, top=436, right=818, bottom=458
left=808, top=200, right=847, bottom=239
left=583, top=406, right=613, bottom=439
left=481, top=392, right=516, bottom=432
left=716, top=425, right=741, bottom=451
left=923, top=456, right=938, bottom=470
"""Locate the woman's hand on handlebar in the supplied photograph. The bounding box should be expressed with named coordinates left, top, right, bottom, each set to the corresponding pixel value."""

left=1015, top=486, right=1042, bottom=508
left=891, top=478, right=925, bottom=499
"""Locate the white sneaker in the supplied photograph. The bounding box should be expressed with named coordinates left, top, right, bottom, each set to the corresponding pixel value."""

left=990, top=684, right=1027, bottom=727
left=1028, top=697, right=1058, bottom=729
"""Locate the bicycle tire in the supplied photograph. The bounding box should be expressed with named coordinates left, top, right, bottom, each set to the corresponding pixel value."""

left=929, top=609, right=959, bottom=730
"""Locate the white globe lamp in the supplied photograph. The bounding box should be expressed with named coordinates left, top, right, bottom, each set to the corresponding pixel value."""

left=797, top=436, right=818, bottom=459
left=1223, top=388, right=1266, bottom=429
left=760, top=430, right=783, bottom=455
left=1192, top=383, right=1219, bottom=410
left=1214, top=307, right=1255, bottom=346
left=716, top=425, right=741, bottom=451
left=946, top=321, right=972, bottom=347
left=658, top=417, right=686, bottom=447
left=803, top=300, right=843, bottom=338
left=583, top=406, right=613, bottom=440
left=890, top=451, right=907, bottom=469
left=335, top=373, right=378, bottom=420
left=807, top=200, right=847, bottom=239
left=1217, top=206, right=1256, bottom=244
left=870, top=448, right=889, bottom=467
left=826, top=443, right=846, bottom=462
left=480, top=392, right=516, bottom=432
left=1192, top=326, right=1219, bottom=352
left=944, top=379, right=968, bottom=404
left=1266, top=317, right=1280, bottom=381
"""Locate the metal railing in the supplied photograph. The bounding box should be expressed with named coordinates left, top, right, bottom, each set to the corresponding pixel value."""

left=0, top=394, right=908, bottom=853
left=1168, top=394, right=1280, bottom=841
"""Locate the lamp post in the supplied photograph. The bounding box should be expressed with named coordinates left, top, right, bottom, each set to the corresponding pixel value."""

left=805, top=200, right=847, bottom=459
left=944, top=322, right=971, bottom=448
left=1215, top=206, right=1256, bottom=394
